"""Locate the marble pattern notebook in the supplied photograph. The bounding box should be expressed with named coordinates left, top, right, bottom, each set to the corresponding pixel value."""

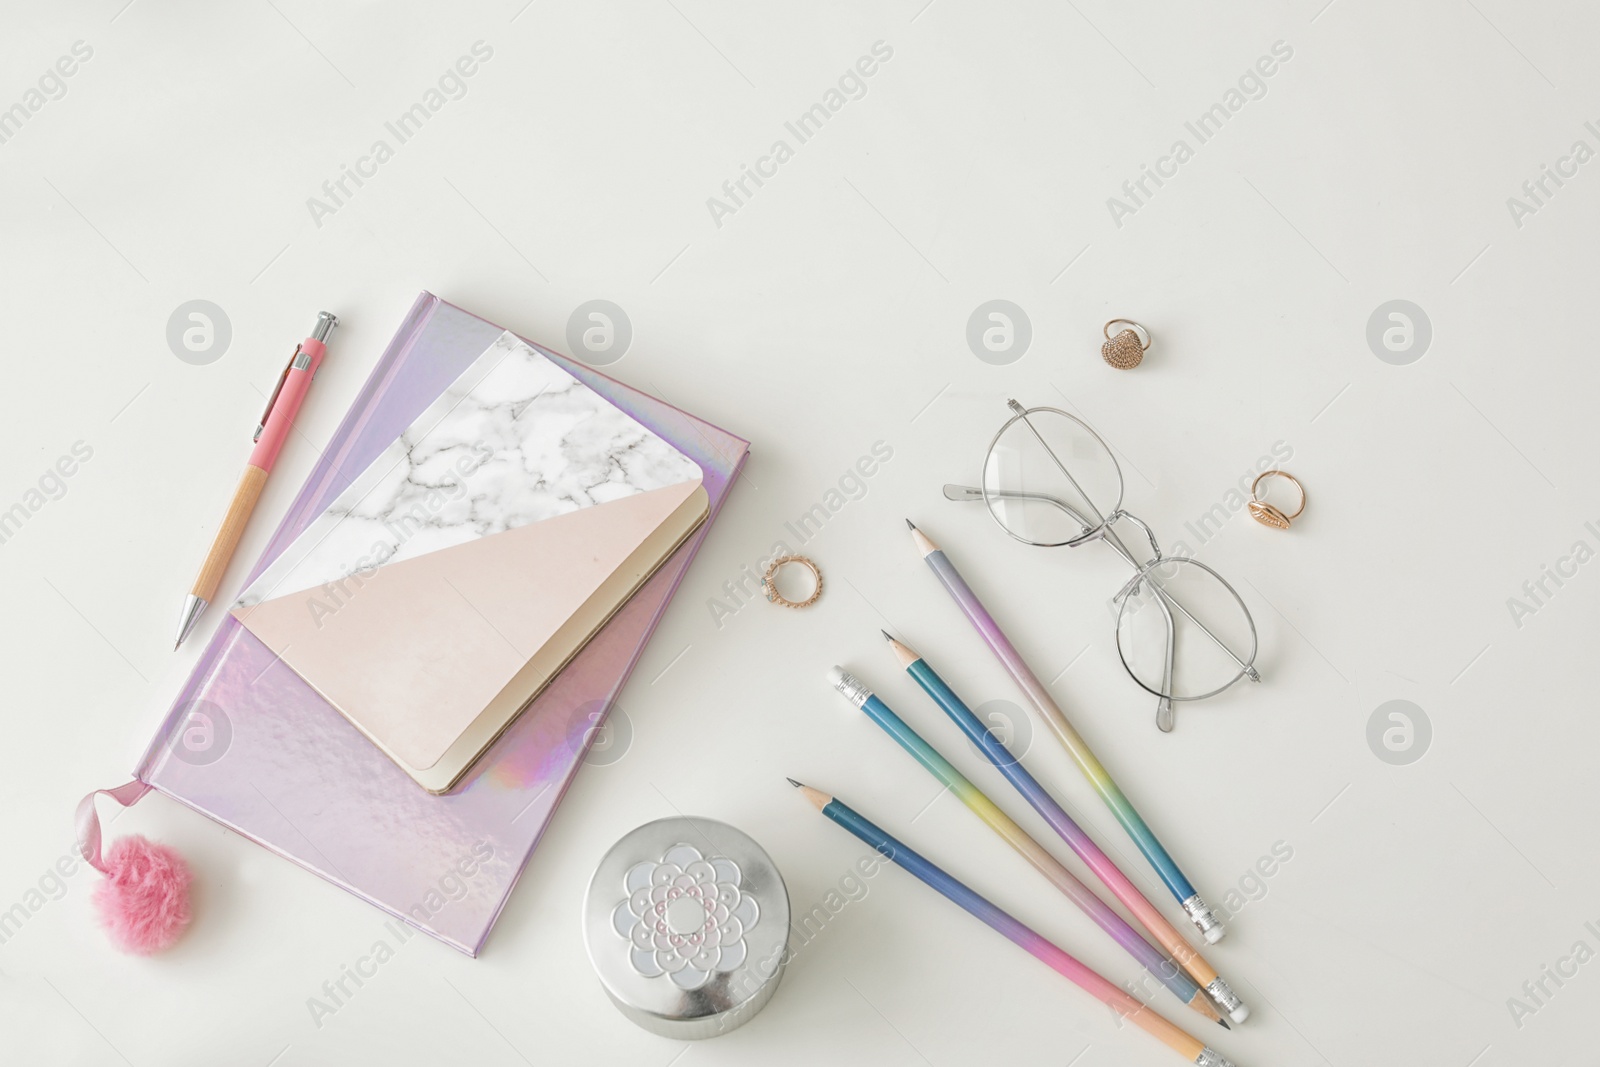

left=134, top=293, right=748, bottom=955
left=231, top=333, right=707, bottom=792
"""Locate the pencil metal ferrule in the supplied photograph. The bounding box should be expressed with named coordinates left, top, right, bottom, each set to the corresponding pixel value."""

left=1181, top=894, right=1226, bottom=943
left=1194, top=1049, right=1236, bottom=1067
left=1205, top=977, right=1248, bottom=1024
left=827, top=666, right=872, bottom=708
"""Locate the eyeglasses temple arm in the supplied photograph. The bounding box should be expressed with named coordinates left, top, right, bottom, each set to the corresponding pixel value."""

left=1118, top=565, right=1260, bottom=680
left=943, top=484, right=1098, bottom=539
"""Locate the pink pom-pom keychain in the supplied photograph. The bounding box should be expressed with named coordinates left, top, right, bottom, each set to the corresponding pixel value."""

left=75, top=782, right=193, bottom=955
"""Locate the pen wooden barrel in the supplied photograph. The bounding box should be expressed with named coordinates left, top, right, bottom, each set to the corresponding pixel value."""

left=191, top=464, right=269, bottom=601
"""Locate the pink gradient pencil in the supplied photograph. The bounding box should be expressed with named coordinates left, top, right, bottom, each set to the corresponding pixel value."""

left=907, top=519, right=1227, bottom=944
left=174, top=312, right=339, bottom=647
left=826, top=666, right=1225, bottom=1027
left=883, top=631, right=1247, bottom=1023
left=789, top=779, right=1238, bottom=1067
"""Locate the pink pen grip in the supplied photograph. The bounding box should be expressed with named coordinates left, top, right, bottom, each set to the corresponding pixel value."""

left=248, top=338, right=325, bottom=471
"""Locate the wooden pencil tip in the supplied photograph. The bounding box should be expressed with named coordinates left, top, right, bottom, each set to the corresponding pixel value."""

left=1188, top=991, right=1226, bottom=1027
left=785, top=777, right=803, bottom=788
left=790, top=781, right=831, bottom=810
left=881, top=631, right=918, bottom=668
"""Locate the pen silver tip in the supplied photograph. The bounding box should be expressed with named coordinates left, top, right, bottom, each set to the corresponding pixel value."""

left=174, top=594, right=208, bottom=649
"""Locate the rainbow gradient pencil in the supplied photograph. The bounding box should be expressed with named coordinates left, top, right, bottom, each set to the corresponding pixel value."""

left=788, top=780, right=1238, bottom=1067
left=825, top=665, right=1226, bottom=1026
left=883, top=632, right=1248, bottom=1023
left=907, top=520, right=1226, bottom=944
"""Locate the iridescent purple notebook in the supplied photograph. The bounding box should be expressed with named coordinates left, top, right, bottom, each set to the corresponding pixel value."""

left=135, top=293, right=748, bottom=956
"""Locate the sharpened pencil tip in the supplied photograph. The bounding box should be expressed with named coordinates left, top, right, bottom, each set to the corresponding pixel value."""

left=904, top=518, right=916, bottom=530
left=785, top=777, right=802, bottom=788
left=879, top=629, right=893, bottom=642
left=1217, top=1017, right=1230, bottom=1030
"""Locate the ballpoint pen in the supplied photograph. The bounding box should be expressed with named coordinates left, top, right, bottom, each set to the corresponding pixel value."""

left=174, top=311, right=338, bottom=648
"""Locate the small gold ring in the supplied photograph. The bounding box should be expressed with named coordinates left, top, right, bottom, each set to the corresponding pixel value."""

left=1103, top=319, right=1151, bottom=349
left=1248, top=470, right=1306, bottom=529
left=762, top=555, right=823, bottom=608
left=1101, top=320, right=1151, bottom=369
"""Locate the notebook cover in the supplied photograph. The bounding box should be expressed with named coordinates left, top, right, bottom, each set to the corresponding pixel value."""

left=134, top=293, right=748, bottom=956
left=230, top=332, right=705, bottom=778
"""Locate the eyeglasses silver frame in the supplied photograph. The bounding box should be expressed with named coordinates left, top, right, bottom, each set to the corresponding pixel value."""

left=945, top=400, right=1261, bottom=731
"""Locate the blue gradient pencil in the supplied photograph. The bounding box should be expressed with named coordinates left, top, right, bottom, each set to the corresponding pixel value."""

left=908, top=521, right=1226, bottom=944
left=788, top=780, right=1238, bottom=1067
left=825, top=665, right=1224, bottom=1026
left=882, top=631, right=1247, bottom=1023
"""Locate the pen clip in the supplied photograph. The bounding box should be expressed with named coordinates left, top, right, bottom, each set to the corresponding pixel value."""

left=253, top=346, right=301, bottom=443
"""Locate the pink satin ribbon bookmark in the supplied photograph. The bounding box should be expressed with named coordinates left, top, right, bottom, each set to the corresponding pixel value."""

left=75, top=780, right=151, bottom=874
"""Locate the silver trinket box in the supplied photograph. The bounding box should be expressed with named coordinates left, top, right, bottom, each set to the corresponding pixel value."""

left=583, top=817, right=790, bottom=1039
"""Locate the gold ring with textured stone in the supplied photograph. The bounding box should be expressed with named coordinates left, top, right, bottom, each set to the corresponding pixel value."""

left=1248, top=470, right=1306, bottom=529
left=1101, top=319, right=1151, bottom=369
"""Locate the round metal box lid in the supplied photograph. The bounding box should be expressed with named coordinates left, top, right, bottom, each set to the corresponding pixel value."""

left=583, top=817, right=790, bottom=1039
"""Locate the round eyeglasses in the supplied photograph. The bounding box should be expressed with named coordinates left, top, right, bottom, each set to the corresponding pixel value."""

left=945, top=401, right=1260, bottom=731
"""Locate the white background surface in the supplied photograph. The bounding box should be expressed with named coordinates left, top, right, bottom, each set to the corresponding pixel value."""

left=3, top=2, right=1598, bottom=1065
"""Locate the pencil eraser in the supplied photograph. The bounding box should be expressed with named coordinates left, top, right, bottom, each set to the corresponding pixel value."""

left=1203, top=924, right=1225, bottom=944
left=1227, top=1003, right=1249, bottom=1024
left=827, top=667, right=873, bottom=708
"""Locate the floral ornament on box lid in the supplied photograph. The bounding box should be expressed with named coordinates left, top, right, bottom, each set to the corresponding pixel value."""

left=611, top=843, right=760, bottom=990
